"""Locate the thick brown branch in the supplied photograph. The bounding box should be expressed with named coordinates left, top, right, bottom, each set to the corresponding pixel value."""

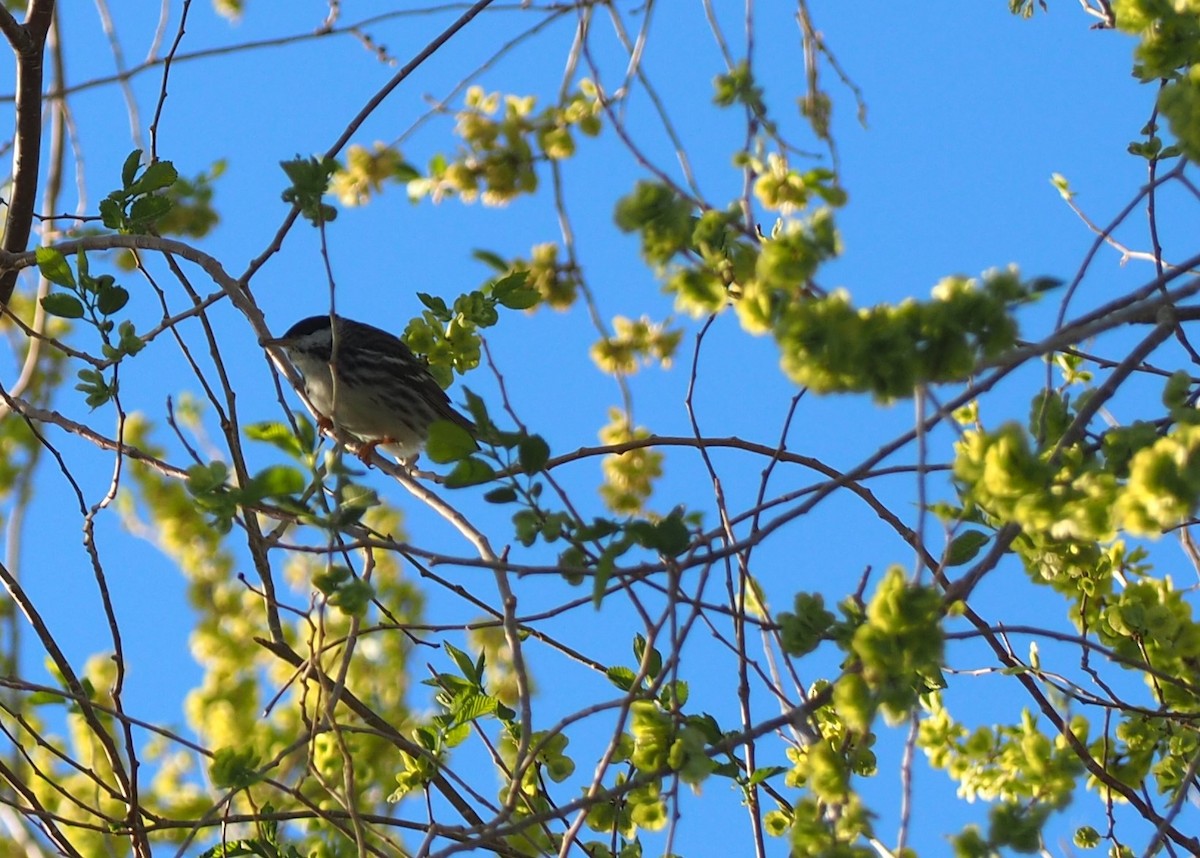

left=0, top=8, right=31, bottom=53
left=0, top=0, right=55, bottom=308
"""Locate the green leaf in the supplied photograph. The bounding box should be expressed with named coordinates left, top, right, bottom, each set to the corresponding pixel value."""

left=326, top=485, right=378, bottom=528
left=747, top=765, right=787, bottom=786
left=83, top=388, right=115, bottom=408
left=99, top=198, right=125, bottom=230
left=652, top=513, right=690, bottom=557
left=633, top=634, right=662, bottom=677
left=198, top=838, right=263, bottom=857
left=444, top=457, right=495, bottom=488
left=244, top=420, right=306, bottom=458
left=712, top=761, right=742, bottom=780
left=293, top=413, right=317, bottom=453
left=35, top=247, right=75, bottom=288
left=40, top=293, right=85, bottom=319
left=328, top=578, right=375, bottom=617
left=661, top=679, right=688, bottom=708
left=121, top=149, right=142, bottom=189
left=1026, top=276, right=1062, bottom=294
left=777, top=593, right=836, bottom=656
left=513, top=508, right=539, bottom=546
left=1164, top=370, right=1192, bottom=410
left=75, top=368, right=116, bottom=408
left=686, top=713, right=723, bottom=744
left=945, top=530, right=990, bottom=567
left=453, top=691, right=499, bottom=722
left=493, top=270, right=539, bottom=309
left=1074, top=826, right=1101, bottom=849
left=84, top=273, right=114, bottom=296
left=483, top=486, right=517, bottom=504
left=417, top=292, right=450, bottom=318
left=473, top=248, right=510, bottom=271
left=128, top=194, right=173, bottom=228
left=444, top=641, right=480, bottom=683
left=116, top=320, right=144, bottom=356
left=606, top=665, right=637, bottom=691
left=426, top=419, right=477, bottom=463
left=592, top=552, right=614, bottom=607
left=96, top=284, right=130, bottom=315
left=518, top=434, right=550, bottom=473
left=628, top=512, right=690, bottom=557
left=444, top=721, right=472, bottom=748
left=414, top=724, right=440, bottom=751
left=312, top=566, right=352, bottom=595
left=248, top=464, right=305, bottom=499
left=499, top=287, right=540, bottom=311
left=577, top=517, right=620, bottom=540
left=463, top=388, right=491, bottom=431
left=392, top=162, right=421, bottom=183
left=186, top=461, right=229, bottom=495
left=130, top=160, right=178, bottom=195
left=209, top=746, right=262, bottom=790
left=280, top=154, right=339, bottom=225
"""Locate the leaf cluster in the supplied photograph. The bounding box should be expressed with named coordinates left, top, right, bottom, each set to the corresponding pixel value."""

left=37, top=247, right=143, bottom=407
left=98, top=149, right=179, bottom=233
left=404, top=270, right=539, bottom=387
left=1113, top=0, right=1200, bottom=158
left=184, top=459, right=305, bottom=534
left=280, top=155, right=339, bottom=225
left=405, top=83, right=603, bottom=206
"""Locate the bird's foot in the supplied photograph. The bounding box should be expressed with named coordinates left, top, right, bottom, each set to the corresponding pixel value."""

left=354, top=437, right=390, bottom=465
left=354, top=437, right=421, bottom=471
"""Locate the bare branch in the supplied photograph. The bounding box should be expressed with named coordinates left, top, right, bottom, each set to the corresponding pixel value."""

left=0, top=0, right=56, bottom=307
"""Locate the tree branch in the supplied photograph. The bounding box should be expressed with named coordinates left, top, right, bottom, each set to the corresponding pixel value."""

left=0, top=0, right=56, bottom=308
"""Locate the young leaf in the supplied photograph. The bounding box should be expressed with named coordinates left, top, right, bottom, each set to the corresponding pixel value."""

left=518, top=434, right=550, bottom=473
left=417, top=292, right=450, bottom=318
left=40, top=293, right=85, bottom=319
left=493, top=270, right=539, bottom=309
left=186, top=461, right=229, bottom=495
left=444, top=457, right=495, bottom=488
left=606, top=665, right=637, bottom=691
left=96, top=284, right=130, bottom=315
left=121, top=149, right=142, bottom=189
left=247, top=464, right=305, bottom=499
left=99, top=198, right=125, bottom=230
left=245, top=420, right=307, bottom=459
left=444, top=641, right=480, bottom=683
left=129, top=194, right=173, bottom=228
left=35, top=247, right=76, bottom=288
left=328, top=578, right=375, bottom=617
left=945, top=530, right=990, bottom=567
left=483, top=486, right=517, bottom=504
left=747, top=766, right=787, bottom=786
left=312, top=566, right=352, bottom=595
left=130, top=160, right=178, bottom=195
left=426, top=420, right=477, bottom=463
left=651, top=514, right=690, bottom=557
left=116, top=321, right=145, bottom=356
left=473, top=248, right=510, bottom=271
left=453, top=691, right=499, bottom=722
left=209, top=746, right=262, bottom=790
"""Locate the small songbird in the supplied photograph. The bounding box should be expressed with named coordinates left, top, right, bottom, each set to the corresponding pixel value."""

left=265, top=314, right=475, bottom=461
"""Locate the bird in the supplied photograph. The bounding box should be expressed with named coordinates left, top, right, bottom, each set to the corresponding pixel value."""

left=264, top=314, right=475, bottom=462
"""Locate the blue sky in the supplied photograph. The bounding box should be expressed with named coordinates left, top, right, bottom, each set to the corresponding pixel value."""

left=5, top=2, right=1195, bottom=855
